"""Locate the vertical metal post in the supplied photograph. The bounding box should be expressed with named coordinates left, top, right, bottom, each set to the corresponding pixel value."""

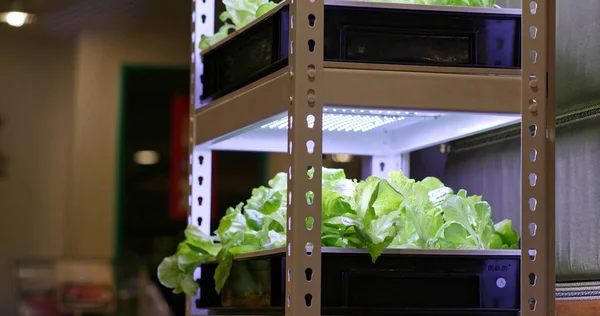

left=521, top=0, right=556, bottom=315
left=189, top=0, right=215, bottom=313
left=286, top=0, right=324, bottom=313
left=189, top=148, right=213, bottom=315
left=187, top=2, right=197, bottom=313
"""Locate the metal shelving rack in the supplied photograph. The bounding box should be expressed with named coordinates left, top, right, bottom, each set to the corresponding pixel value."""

left=187, top=0, right=556, bottom=315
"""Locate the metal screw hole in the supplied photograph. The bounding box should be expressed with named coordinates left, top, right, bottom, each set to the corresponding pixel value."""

left=529, top=273, right=537, bottom=286
left=529, top=50, right=538, bottom=63
left=528, top=248, right=537, bottom=261
left=529, top=26, right=538, bottom=39
left=529, top=222, right=537, bottom=236
left=305, top=242, right=314, bottom=256
left=308, top=14, right=316, bottom=27
left=529, top=1, right=537, bottom=14
left=305, top=217, right=314, bottom=230
left=306, top=191, right=314, bottom=205
left=198, top=176, right=204, bottom=185
left=529, top=148, right=537, bottom=162
left=306, top=140, right=315, bottom=154
left=307, top=166, right=314, bottom=179
left=529, top=297, right=537, bottom=310
left=197, top=217, right=203, bottom=226
left=305, top=268, right=313, bottom=281
left=198, top=156, right=204, bottom=165
left=308, top=39, right=316, bottom=53
left=197, top=197, right=203, bottom=206
left=529, top=124, right=537, bottom=137
left=305, top=293, right=313, bottom=307
left=529, top=173, right=537, bottom=187
left=529, top=198, right=537, bottom=211
left=306, top=114, right=315, bottom=128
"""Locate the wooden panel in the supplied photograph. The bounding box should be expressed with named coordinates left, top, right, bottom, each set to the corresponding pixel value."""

left=557, top=300, right=600, bottom=316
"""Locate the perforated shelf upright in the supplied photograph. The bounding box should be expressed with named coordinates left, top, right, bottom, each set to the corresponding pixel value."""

left=187, top=0, right=556, bottom=315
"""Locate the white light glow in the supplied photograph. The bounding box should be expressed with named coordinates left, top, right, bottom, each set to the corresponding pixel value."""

left=5, top=11, right=27, bottom=27
left=133, top=151, right=160, bottom=165
left=262, top=113, right=403, bottom=132
left=259, top=108, right=441, bottom=132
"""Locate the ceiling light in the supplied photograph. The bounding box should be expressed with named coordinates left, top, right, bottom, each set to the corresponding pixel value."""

left=331, top=154, right=353, bottom=163
left=0, top=11, right=35, bottom=27
left=134, top=151, right=160, bottom=165
left=6, top=11, right=26, bottom=26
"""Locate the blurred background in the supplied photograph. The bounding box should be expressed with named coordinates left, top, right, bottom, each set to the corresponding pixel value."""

left=0, top=0, right=524, bottom=315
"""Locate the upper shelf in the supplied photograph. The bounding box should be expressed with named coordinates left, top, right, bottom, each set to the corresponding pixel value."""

left=194, top=1, right=523, bottom=153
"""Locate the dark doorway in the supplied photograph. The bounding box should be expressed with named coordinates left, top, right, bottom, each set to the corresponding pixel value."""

left=117, top=66, right=190, bottom=315
left=117, top=66, right=269, bottom=315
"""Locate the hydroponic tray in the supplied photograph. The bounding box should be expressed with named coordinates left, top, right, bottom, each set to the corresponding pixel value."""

left=195, top=247, right=520, bottom=316
left=200, top=1, right=521, bottom=101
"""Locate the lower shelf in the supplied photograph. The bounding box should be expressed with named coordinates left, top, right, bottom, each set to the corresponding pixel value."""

left=193, top=308, right=518, bottom=316
left=197, top=248, right=521, bottom=316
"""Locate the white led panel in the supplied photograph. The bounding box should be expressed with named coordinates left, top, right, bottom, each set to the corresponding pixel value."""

left=197, top=106, right=520, bottom=155
left=262, top=108, right=438, bottom=132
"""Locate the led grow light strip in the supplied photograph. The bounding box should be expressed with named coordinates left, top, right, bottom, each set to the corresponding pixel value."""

left=261, top=113, right=404, bottom=132
left=324, top=107, right=437, bottom=117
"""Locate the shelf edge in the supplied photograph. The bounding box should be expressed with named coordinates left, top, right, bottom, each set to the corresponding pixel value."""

left=321, top=67, right=522, bottom=114
left=230, top=247, right=521, bottom=260
left=194, top=68, right=290, bottom=146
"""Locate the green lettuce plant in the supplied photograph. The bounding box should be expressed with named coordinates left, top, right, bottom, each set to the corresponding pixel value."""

left=198, top=0, right=497, bottom=50
left=158, top=167, right=519, bottom=296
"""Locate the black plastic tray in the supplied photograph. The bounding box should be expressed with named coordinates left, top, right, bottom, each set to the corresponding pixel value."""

left=196, top=248, right=521, bottom=316
left=200, top=2, right=521, bottom=102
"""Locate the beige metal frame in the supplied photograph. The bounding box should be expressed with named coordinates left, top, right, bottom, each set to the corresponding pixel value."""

left=321, top=64, right=521, bottom=114
left=521, top=0, right=556, bottom=315
left=190, top=1, right=557, bottom=315
left=286, top=0, right=324, bottom=313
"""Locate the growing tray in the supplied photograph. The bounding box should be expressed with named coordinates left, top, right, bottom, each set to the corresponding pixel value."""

left=196, top=247, right=521, bottom=316
left=200, top=1, right=522, bottom=101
